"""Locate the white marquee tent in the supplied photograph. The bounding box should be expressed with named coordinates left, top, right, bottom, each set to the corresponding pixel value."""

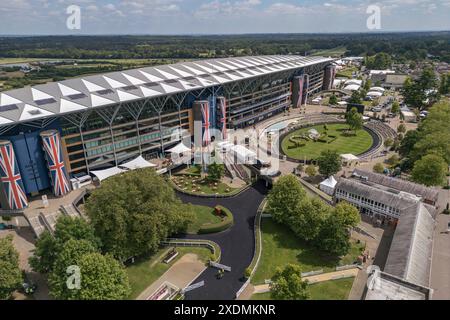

left=319, top=176, right=337, bottom=196
left=91, top=166, right=126, bottom=182
left=119, top=155, right=156, bottom=170
left=166, top=142, right=191, bottom=154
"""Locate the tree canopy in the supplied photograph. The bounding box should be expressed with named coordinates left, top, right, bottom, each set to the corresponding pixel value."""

left=207, top=162, right=224, bottom=182
left=401, top=68, right=439, bottom=110
left=411, top=154, right=448, bottom=186
left=29, top=216, right=100, bottom=274
left=267, top=174, right=306, bottom=225
left=0, top=235, right=22, bottom=300
left=85, top=169, right=194, bottom=260
left=317, top=150, right=342, bottom=177
left=267, top=176, right=360, bottom=256
left=48, top=245, right=130, bottom=300
left=345, top=107, right=363, bottom=133
left=270, top=264, right=310, bottom=300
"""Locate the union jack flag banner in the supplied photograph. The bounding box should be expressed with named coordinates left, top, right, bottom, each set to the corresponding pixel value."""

left=200, top=101, right=212, bottom=146
left=0, top=141, right=28, bottom=210
left=297, top=76, right=305, bottom=108
left=217, top=96, right=227, bottom=140
left=40, top=130, right=71, bottom=197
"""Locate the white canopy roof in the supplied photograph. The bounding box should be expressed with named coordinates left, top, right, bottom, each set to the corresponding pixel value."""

left=344, top=84, right=361, bottom=91
left=166, top=142, right=191, bottom=154
left=341, top=153, right=359, bottom=161
left=345, top=79, right=363, bottom=86
left=338, top=101, right=348, bottom=105
left=369, top=86, right=385, bottom=92
left=320, top=176, right=337, bottom=188
left=367, top=91, right=383, bottom=97
left=91, top=166, right=126, bottom=182
left=119, top=155, right=156, bottom=170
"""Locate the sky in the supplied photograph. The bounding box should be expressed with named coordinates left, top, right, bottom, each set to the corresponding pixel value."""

left=0, top=0, right=450, bottom=35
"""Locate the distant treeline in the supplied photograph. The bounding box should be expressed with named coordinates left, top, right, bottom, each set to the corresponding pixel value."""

left=0, top=32, right=450, bottom=62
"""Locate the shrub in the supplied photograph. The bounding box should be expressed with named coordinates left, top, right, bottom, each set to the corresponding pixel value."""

left=198, top=206, right=234, bottom=234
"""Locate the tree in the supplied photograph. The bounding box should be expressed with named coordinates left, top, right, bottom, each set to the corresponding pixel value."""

left=386, top=154, right=400, bottom=167
left=0, top=235, right=22, bottom=300
left=439, top=74, right=449, bottom=95
left=315, top=214, right=351, bottom=256
left=334, top=201, right=360, bottom=228
left=391, top=101, right=400, bottom=114
left=411, top=154, right=448, bottom=186
left=365, top=52, right=392, bottom=70
left=289, top=197, right=330, bottom=241
left=317, top=150, right=342, bottom=177
left=411, top=101, right=450, bottom=165
left=29, top=216, right=100, bottom=274
left=329, top=94, right=338, bottom=105
left=373, top=163, right=385, bottom=174
left=305, top=165, right=317, bottom=177
left=86, top=169, right=194, bottom=260
left=267, top=174, right=306, bottom=224
left=48, top=239, right=97, bottom=299
left=402, top=68, right=439, bottom=110
left=345, top=107, right=363, bottom=133
left=348, top=91, right=362, bottom=104
left=384, top=138, right=393, bottom=150
left=207, top=162, right=224, bottom=182
left=51, top=252, right=131, bottom=300
left=399, top=130, right=421, bottom=158
left=363, top=79, right=372, bottom=91
left=397, top=124, right=406, bottom=134
left=270, top=264, right=310, bottom=300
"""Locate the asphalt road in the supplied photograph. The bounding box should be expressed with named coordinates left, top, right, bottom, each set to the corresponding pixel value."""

left=176, top=180, right=268, bottom=300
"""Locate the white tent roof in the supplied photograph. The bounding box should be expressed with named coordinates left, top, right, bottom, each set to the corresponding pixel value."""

left=338, top=101, right=348, bottom=105
left=369, top=86, right=385, bottom=92
left=119, top=155, right=156, bottom=170
left=367, top=91, right=383, bottom=97
left=320, top=176, right=337, bottom=188
left=345, top=79, right=363, bottom=86
left=341, top=153, right=359, bottom=161
left=344, top=84, right=361, bottom=91
left=91, top=166, right=126, bottom=182
left=166, top=142, right=191, bottom=154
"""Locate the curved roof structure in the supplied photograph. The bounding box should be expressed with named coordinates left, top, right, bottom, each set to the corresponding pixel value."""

left=0, top=55, right=333, bottom=125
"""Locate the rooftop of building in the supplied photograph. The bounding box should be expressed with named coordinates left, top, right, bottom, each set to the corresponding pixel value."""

left=365, top=272, right=432, bottom=300
left=0, top=55, right=333, bottom=126
left=352, top=169, right=439, bottom=204
left=383, top=201, right=435, bottom=287
left=335, top=178, right=424, bottom=212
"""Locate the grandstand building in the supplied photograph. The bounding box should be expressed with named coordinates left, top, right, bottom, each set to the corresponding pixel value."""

left=0, top=55, right=335, bottom=210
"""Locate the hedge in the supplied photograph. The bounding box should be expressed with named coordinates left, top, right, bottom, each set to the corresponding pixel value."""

left=198, top=205, right=234, bottom=234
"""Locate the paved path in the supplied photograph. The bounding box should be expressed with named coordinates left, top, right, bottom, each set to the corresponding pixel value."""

left=137, top=253, right=206, bottom=300
left=176, top=180, right=267, bottom=300
left=253, top=268, right=359, bottom=294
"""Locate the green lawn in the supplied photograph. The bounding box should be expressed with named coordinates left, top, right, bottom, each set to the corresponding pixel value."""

left=251, top=277, right=354, bottom=300
left=252, top=218, right=365, bottom=285
left=126, top=247, right=211, bottom=299
left=335, top=66, right=358, bottom=79
left=187, top=205, right=223, bottom=234
left=171, top=174, right=238, bottom=195
left=281, top=123, right=373, bottom=161
left=310, top=46, right=347, bottom=57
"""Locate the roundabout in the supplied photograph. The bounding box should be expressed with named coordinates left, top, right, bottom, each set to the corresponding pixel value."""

left=280, top=123, right=374, bottom=161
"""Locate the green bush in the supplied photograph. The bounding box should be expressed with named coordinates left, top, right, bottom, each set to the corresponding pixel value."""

left=198, top=206, right=234, bottom=234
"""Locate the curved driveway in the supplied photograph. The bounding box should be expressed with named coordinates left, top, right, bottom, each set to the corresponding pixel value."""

left=176, top=180, right=267, bottom=300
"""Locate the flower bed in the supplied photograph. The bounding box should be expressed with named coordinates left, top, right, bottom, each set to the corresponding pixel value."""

left=197, top=205, right=234, bottom=234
